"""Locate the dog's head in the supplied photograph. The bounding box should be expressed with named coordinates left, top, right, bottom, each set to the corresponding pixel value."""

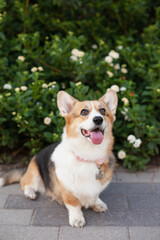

left=57, top=89, right=118, bottom=145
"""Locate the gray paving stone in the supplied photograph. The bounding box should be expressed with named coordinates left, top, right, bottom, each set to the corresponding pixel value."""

left=0, top=225, right=59, bottom=240
left=0, top=194, right=9, bottom=208
left=99, top=209, right=160, bottom=226
left=127, top=195, right=160, bottom=209
left=116, top=172, right=154, bottom=183
left=6, top=194, right=58, bottom=209
left=106, top=183, right=155, bottom=195
left=152, top=168, right=160, bottom=183
left=32, top=205, right=69, bottom=227
left=0, top=209, right=33, bottom=225
left=100, top=193, right=129, bottom=210
left=83, top=208, right=100, bottom=226
left=129, top=227, right=160, bottom=240
left=59, top=226, right=129, bottom=240
left=0, top=184, right=22, bottom=194
left=153, top=183, right=160, bottom=194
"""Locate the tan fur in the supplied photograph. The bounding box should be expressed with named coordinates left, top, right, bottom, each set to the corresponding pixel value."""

left=0, top=168, right=26, bottom=186
left=66, top=101, right=92, bottom=138
left=20, top=157, right=42, bottom=191
left=98, top=163, right=113, bottom=185
left=56, top=175, right=80, bottom=207
left=46, top=168, right=63, bottom=204
left=46, top=168, right=80, bottom=207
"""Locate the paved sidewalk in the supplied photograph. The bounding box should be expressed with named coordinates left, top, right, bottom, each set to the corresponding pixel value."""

left=0, top=166, right=160, bottom=240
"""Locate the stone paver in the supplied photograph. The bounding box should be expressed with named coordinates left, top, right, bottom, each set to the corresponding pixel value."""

left=127, top=195, right=160, bottom=209
left=59, top=226, right=129, bottom=240
left=0, top=194, right=9, bottom=208
left=0, top=209, right=33, bottom=225
left=0, top=184, right=22, bottom=194
left=0, top=165, right=160, bottom=239
left=0, top=226, right=59, bottom=240
left=129, top=227, right=160, bottom=240
left=154, top=183, right=160, bottom=194
left=105, top=182, right=155, bottom=195
left=99, top=209, right=160, bottom=226
left=32, top=205, right=69, bottom=227
left=6, top=194, right=57, bottom=209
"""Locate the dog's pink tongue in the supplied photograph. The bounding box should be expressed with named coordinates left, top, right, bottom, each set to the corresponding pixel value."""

left=90, top=131, right=104, bottom=144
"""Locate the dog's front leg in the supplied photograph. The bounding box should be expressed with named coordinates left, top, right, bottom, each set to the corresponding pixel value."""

left=65, top=204, right=85, bottom=228
left=61, top=190, right=85, bottom=227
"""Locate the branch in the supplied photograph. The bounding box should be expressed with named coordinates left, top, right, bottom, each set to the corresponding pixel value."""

left=39, top=59, right=62, bottom=73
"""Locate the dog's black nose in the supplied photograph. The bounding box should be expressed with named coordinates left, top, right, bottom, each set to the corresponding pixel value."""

left=93, top=116, right=103, bottom=125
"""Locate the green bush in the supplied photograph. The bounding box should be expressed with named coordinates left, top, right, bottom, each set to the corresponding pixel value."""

left=0, top=0, right=160, bottom=170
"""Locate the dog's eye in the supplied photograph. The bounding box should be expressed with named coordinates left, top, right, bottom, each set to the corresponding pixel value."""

left=99, top=108, right=106, bottom=115
left=80, top=109, right=89, bottom=116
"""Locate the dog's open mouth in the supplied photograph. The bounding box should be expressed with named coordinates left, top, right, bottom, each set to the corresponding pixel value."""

left=81, top=128, right=104, bottom=145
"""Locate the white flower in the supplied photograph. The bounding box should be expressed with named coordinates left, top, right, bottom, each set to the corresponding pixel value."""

left=127, top=135, right=136, bottom=144
left=21, top=86, right=27, bottom=91
left=121, top=68, right=128, bottom=74
left=70, top=55, right=78, bottom=61
left=124, top=115, right=130, bottom=121
left=75, top=82, right=82, bottom=86
left=109, top=50, right=119, bottom=59
left=104, top=56, right=112, bottom=64
left=31, top=67, right=38, bottom=72
left=118, top=150, right=126, bottom=159
left=133, top=138, right=142, bottom=148
left=114, top=64, right=120, bottom=70
left=50, top=85, right=55, bottom=89
left=6, top=93, right=11, bottom=97
left=42, top=83, right=48, bottom=88
left=3, top=84, right=12, bottom=90
left=71, top=49, right=79, bottom=56
left=12, top=112, right=16, bottom=115
left=121, top=108, right=128, bottom=118
left=71, top=49, right=84, bottom=57
left=120, top=87, right=127, bottom=92
left=121, top=97, right=129, bottom=105
left=117, top=45, right=123, bottom=50
left=44, top=117, right=51, bottom=125
left=77, top=51, right=84, bottom=57
left=18, top=56, right=25, bottom=62
left=38, top=66, right=44, bottom=71
left=92, top=44, right=98, bottom=49
left=106, top=71, right=113, bottom=78
left=15, top=87, right=20, bottom=92
left=110, top=84, right=119, bottom=92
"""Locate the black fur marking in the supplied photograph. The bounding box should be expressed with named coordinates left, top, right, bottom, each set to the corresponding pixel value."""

left=35, top=142, right=60, bottom=189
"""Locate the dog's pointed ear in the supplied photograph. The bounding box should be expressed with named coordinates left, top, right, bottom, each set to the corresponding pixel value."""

left=99, top=89, right=118, bottom=115
left=57, top=91, right=77, bottom=117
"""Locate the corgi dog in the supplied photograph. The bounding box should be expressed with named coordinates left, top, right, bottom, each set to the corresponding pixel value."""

left=0, top=89, right=118, bottom=228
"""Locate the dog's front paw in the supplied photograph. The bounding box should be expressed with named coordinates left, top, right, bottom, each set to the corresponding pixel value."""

left=24, top=186, right=37, bottom=200
left=70, top=215, right=85, bottom=228
left=92, top=198, right=108, bottom=213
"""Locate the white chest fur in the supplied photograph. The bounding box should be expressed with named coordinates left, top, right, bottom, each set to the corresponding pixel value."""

left=51, top=143, right=110, bottom=207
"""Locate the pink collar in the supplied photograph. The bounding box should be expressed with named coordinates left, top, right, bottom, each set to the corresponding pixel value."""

left=72, top=151, right=105, bottom=166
